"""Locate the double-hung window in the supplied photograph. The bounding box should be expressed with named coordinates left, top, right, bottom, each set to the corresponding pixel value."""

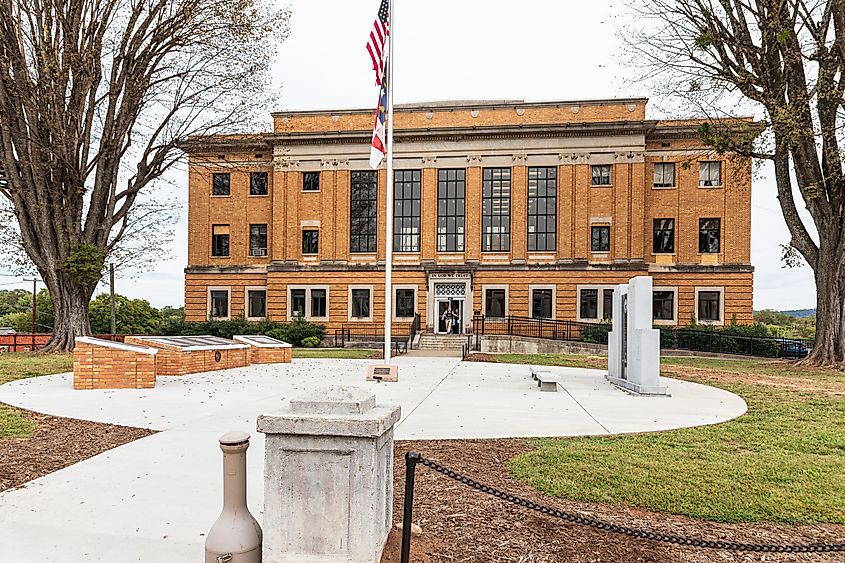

left=395, top=288, right=416, bottom=318
left=653, top=219, right=675, bottom=254
left=250, top=172, right=268, bottom=196
left=212, top=173, right=230, bottom=196
left=531, top=289, right=553, bottom=319
left=212, top=225, right=230, bottom=257
left=209, top=289, right=229, bottom=319
left=699, top=161, right=722, bottom=187
left=249, top=224, right=267, bottom=257
left=247, top=289, right=267, bottom=319
left=302, top=230, right=319, bottom=255
left=699, top=218, right=721, bottom=253
left=653, top=163, right=675, bottom=188
left=350, top=288, right=371, bottom=320
left=591, top=165, right=612, bottom=186
left=591, top=226, right=610, bottom=252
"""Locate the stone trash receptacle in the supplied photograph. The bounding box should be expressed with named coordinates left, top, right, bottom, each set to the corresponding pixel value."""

left=257, top=385, right=400, bottom=563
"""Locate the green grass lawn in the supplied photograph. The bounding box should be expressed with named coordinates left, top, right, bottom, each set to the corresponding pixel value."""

left=498, top=353, right=845, bottom=524
left=0, top=353, right=72, bottom=439
left=292, top=348, right=378, bottom=359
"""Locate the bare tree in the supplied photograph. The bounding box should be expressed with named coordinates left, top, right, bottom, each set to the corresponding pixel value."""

left=628, top=0, right=845, bottom=365
left=0, top=0, right=289, bottom=350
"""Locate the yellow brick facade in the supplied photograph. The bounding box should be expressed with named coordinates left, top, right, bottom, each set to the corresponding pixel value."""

left=183, top=99, right=754, bottom=333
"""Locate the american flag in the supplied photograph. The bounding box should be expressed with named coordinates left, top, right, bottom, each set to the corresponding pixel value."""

left=366, top=0, right=390, bottom=86
left=369, top=83, right=388, bottom=169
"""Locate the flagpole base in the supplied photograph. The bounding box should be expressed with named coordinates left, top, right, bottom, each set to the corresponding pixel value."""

left=367, top=364, right=399, bottom=383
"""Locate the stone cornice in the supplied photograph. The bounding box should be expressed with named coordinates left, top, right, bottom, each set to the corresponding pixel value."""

left=184, top=262, right=753, bottom=275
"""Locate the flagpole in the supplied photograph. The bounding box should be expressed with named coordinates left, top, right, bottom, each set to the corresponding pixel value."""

left=383, top=0, right=395, bottom=363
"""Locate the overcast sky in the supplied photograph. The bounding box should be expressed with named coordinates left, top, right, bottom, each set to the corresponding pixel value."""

left=0, top=0, right=817, bottom=312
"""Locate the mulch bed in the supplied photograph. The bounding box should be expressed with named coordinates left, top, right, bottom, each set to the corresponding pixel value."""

left=0, top=404, right=155, bottom=492
left=382, top=439, right=845, bottom=563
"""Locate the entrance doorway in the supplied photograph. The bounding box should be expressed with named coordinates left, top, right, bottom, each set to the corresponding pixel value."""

left=436, top=298, right=464, bottom=334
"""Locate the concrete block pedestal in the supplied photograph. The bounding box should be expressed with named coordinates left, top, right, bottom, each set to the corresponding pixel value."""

left=257, top=385, right=400, bottom=563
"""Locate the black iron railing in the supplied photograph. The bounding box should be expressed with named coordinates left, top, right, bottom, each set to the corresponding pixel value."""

left=473, top=315, right=610, bottom=345
left=471, top=315, right=813, bottom=359
left=333, top=322, right=413, bottom=348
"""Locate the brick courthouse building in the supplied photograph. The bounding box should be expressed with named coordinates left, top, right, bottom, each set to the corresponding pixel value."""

left=182, top=98, right=754, bottom=334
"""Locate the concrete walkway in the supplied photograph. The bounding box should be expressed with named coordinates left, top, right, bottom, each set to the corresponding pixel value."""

left=0, top=357, right=746, bottom=562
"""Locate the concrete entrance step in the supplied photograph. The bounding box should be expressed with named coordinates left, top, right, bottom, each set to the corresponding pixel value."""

left=417, top=333, right=469, bottom=351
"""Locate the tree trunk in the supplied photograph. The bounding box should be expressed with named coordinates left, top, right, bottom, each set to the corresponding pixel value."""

left=803, top=249, right=845, bottom=365
left=40, top=275, right=94, bottom=353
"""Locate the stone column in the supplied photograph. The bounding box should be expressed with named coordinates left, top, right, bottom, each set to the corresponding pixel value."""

left=257, top=385, right=401, bottom=562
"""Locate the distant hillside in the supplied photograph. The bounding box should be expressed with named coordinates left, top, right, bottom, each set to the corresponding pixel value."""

left=782, top=309, right=816, bottom=318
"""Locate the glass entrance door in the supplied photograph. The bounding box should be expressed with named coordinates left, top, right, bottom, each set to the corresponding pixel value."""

left=436, top=299, right=464, bottom=334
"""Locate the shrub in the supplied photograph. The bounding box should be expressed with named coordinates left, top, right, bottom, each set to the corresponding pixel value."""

left=580, top=322, right=610, bottom=344
left=301, top=336, right=320, bottom=348
left=281, top=314, right=326, bottom=346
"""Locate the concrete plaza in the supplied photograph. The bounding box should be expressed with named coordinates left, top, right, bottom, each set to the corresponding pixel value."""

left=0, top=357, right=746, bottom=562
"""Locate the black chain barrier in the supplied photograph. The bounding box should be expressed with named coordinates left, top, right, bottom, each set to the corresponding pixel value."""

left=398, top=452, right=844, bottom=563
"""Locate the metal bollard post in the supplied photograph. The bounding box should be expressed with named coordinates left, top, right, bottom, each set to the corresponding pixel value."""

left=400, top=451, right=420, bottom=563
left=205, top=431, right=262, bottom=563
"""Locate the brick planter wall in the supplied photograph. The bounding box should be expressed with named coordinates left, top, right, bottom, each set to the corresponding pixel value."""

left=249, top=346, right=292, bottom=364
left=73, top=338, right=157, bottom=390
left=233, top=335, right=293, bottom=364
left=124, top=336, right=250, bottom=376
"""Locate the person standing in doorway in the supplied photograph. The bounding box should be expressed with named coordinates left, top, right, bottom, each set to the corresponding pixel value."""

left=452, top=306, right=461, bottom=334
left=441, top=307, right=455, bottom=334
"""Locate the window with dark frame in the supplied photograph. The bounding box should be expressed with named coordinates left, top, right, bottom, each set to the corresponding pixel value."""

left=212, top=173, right=230, bottom=196
left=394, top=170, right=421, bottom=252
left=395, top=289, right=415, bottom=318
left=311, top=288, right=327, bottom=317
left=351, top=288, right=371, bottom=319
left=653, top=291, right=675, bottom=321
left=653, top=163, right=675, bottom=188
left=603, top=289, right=614, bottom=320
left=211, top=225, right=230, bottom=257
left=579, top=289, right=598, bottom=319
left=591, top=226, right=610, bottom=252
left=699, top=161, right=722, bottom=187
left=531, top=289, right=553, bottom=319
left=210, top=290, right=229, bottom=318
left=249, top=224, right=267, bottom=257
left=247, top=289, right=267, bottom=318
left=303, top=171, right=320, bottom=192
left=698, top=291, right=721, bottom=321
left=437, top=169, right=466, bottom=252
left=699, top=218, right=721, bottom=253
left=591, top=164, right=612, bottom=186
left=290, top=289, right=306, bottom=317
left=250, top=172, right=268, bottom=196
left=482, top=168, right=511, bottom=252
left=527, top=167, right=557, bottom=251
left=485, top=289, right=506, bottom=317
left=653, top=218, right=675, bottom=254
left=350, top=171, right=378, bottom=253
left=302, top=229, right=319, bottom=255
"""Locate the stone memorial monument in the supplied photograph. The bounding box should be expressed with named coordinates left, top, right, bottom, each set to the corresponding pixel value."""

left=607, top=275, right=668, bottom=396
left=257, top=385, right=400, bottom=562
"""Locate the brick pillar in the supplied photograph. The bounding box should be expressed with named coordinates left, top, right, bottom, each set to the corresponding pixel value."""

left=511, top=165, right=527, bottom=261
left=465, top=165, right=482, bottom=258
left=421, top=166, right=437, bottom=260
left=557, top=164, right=575, bottom=260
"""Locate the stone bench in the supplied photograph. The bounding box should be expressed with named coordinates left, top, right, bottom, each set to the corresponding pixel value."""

left=536, top=373, right=560, bottom=392
left=529, top=366, right=551, bottom=381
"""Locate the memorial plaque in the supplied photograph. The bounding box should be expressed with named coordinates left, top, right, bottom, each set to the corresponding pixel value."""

left=366, top=364, right=399, bottom=382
